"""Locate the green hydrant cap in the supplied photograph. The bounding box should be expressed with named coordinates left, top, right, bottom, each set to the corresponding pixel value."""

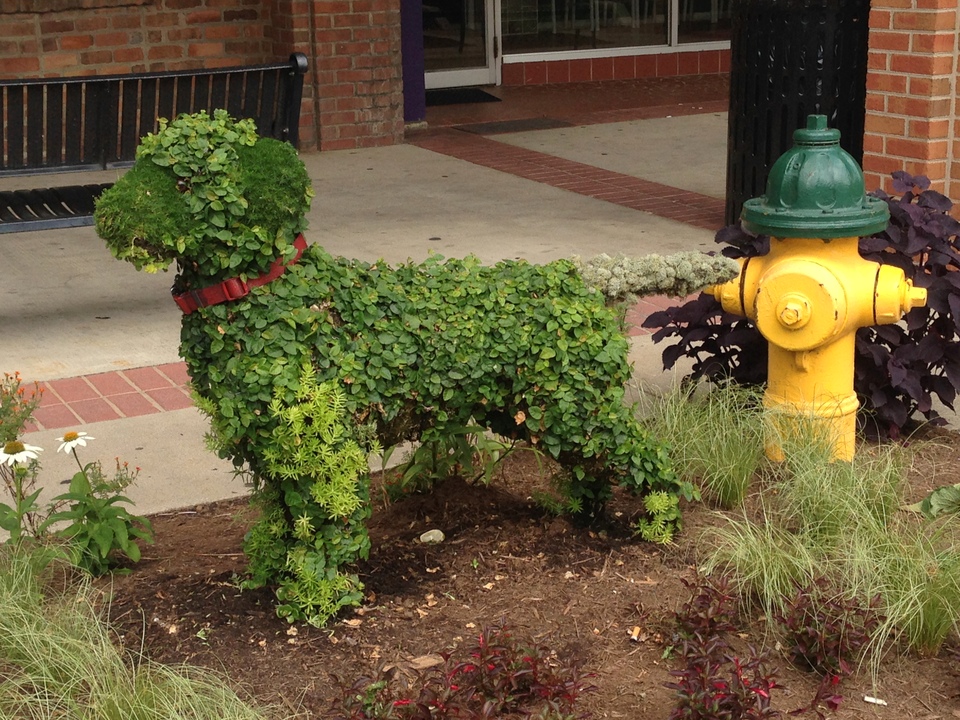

left=740, top=115, right=889, bottom=239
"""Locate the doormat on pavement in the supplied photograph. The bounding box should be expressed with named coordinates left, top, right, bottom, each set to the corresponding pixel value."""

left=426, top=87, right=501, bottom=106
left=456, top=117, right=575, bottom=135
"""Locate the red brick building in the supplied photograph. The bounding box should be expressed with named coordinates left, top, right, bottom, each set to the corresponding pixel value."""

left=0, top=0, right=404, bottom=151
left=0, top=0, right=731, bottom=151
left=0, top=0, right=957, bottom=200
left=862, top=0, right=959, bottom=200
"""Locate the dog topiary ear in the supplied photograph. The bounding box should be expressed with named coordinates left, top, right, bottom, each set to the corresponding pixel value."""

left=237, top=138, right=313, bottom=244
left=95, top=159, right=193, bottom=273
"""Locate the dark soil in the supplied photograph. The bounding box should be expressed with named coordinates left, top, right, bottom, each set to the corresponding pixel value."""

left=98, top=428, right=960, bottom=719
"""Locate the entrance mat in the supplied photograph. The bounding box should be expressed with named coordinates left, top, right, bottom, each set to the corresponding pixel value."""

left=456, top=117, right=575, bottom=135
left=426, top=87, right=501, bottom=106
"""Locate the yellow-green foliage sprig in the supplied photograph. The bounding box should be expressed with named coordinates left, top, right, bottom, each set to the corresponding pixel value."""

left=263, top=366, right=377, bottom=519
left=636, top=490, right=681, bottom=544
left=244, top=366, right=376, bottom=626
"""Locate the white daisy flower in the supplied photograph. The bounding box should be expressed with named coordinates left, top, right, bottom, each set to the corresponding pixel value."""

left=0, top=440, right=43, bottom=467
left=56, top=431, right=94, bottom=454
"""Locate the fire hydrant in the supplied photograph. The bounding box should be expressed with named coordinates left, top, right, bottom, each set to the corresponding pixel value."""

left=708, top=115, right=926, bottom=461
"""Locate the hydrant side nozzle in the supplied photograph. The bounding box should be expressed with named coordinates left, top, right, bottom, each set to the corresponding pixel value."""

left=704, top=257, right=749, bottom=317
left=874, top=265, right=928, bottom=324
left=704, top=281, right=734, bottom=313
left=705, top=282, right=732, bottom=308
left=904, top=282, right=927, bottom=313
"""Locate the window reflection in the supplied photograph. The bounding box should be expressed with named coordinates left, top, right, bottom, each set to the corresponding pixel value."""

left=501, top=0, right=669, bottom=54
left=678, top=0, right=731, bottom=43
left=500, top=0, right=731, bottom=54
left=424, top=0, right=488, bottom=71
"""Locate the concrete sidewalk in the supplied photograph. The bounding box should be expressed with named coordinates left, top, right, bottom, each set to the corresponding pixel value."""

left=2, top=112, right=722, bottom=514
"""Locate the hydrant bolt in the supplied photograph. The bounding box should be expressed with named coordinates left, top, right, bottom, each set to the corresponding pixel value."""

left=777, top=294, right=811, bottom=329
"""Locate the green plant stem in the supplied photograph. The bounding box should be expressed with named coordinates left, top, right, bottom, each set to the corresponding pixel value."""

left=70, top=448, right=84, bottom=474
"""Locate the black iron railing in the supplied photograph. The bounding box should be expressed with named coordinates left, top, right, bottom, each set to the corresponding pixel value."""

left=0, top=52, right=308, bottom=232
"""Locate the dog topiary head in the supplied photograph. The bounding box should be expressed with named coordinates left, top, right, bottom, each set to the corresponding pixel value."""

left=95, top=110, right=313, bottom=282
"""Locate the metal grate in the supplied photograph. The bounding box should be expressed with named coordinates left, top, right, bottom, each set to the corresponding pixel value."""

left=0, top=183, right=112, bottom=232
left=1, top=53, right=307, bottom=176
left=725, top=0, right=871, bottom=226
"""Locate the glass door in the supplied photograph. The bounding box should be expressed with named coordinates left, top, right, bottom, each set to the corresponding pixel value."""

left=424, top=0, right=500, bottom=88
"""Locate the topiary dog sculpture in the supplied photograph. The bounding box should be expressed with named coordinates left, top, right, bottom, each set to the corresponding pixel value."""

left=95, top=111, right=737, bottom=625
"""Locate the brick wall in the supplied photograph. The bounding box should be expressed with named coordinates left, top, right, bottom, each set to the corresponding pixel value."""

left=501, top=49, right=731, bottom=85
left=310, top=0, right=405, bottom=150
left=264, top=0, right=405, bottom=151
left=862, top=0, right=960, bottom=199
left=267, top=0, right=319, bottom=150
left=0, top=0, right=273, bottom=78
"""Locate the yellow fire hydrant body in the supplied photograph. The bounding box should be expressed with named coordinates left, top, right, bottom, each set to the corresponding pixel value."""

left=710, top=116, right=926, bottom=461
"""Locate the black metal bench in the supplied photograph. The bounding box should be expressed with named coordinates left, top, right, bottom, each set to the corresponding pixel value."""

left=0, top=52, right=308, bottom=234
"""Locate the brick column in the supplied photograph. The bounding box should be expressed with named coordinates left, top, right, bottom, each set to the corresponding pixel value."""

left=310, top=0, right=404, bottom=151
left=273, top=0, right=404, bottom=151
left=862, top=0, right=960, bottom=199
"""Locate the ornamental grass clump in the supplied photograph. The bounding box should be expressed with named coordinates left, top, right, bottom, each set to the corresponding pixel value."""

left=643, top=381, right=765, bottom=509
left=95, top=110, right=740, bottom=625
left=0, top=544, right=278, bottom=720
left=855, top=521, right=960, bottom=660
left=761, top=413, right=906, bottom=555
left=698, top=406, right=960, bottom=664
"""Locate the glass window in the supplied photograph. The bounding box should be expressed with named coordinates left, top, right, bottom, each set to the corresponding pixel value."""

left=678, top=0, right=731, bottom=43
left=501, top=0, right=669, bottom=54
left=424, top=0, right=489, bottom=72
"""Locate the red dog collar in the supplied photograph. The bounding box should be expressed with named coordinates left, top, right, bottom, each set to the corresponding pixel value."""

left=173, top=234, right=308, bottom=315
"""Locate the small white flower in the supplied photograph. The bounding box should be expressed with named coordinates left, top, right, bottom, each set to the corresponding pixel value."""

left=0, top=441, right=43, bottom=467
left=56, top=431, right=95, bottom=454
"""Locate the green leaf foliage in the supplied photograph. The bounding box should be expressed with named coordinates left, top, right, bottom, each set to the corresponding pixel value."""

left=45, top=465, right=153, bottom=576
left=185, top=246, right=689, bottom=622
left=904, top=483, right=960, bottom=519
left=185, top=249, right=685, bottom=506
